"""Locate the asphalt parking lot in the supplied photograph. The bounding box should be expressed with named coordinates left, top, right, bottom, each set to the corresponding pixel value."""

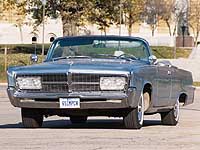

left=0, top=85, right=200, bottom=150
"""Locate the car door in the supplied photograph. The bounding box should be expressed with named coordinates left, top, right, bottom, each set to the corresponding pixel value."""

left=154, top=61, right=172, bottom=107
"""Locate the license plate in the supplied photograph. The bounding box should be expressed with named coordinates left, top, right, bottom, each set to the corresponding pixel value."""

left=59, top=98, right=80, bottom=108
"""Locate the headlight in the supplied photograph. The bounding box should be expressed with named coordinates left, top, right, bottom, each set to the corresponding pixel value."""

left=16, top=77, right=42, bottom=90
left=100, top=77, right=126, bottom=90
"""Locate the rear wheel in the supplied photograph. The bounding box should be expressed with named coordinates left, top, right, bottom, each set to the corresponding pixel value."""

left=70, top=116, right=88, bottom=124
left=160, top=99, right=180, bottom=125
left=123, top=92, right=145, bottom=129
left=21, top=108, right=43, bottom=128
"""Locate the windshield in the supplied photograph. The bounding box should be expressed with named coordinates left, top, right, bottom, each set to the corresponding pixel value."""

left=48, top=37, right=149, bottom=61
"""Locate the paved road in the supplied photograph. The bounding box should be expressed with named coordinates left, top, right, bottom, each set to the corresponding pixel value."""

left=0, top=87, right=200, bottom=150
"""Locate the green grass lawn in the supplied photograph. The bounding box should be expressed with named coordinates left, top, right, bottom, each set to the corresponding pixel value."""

left=0, top=46, right=192, bottom=83
left=193, top=82, right=200, bottom=87
left=0, top=53, right=30, bottom=82
left=0, top=53, right=43, bottom=82
left=151, top=46, right=192, bottom=59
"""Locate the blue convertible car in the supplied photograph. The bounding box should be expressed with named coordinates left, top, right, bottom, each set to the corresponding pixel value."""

left=7, top=36, right=195, bottom=129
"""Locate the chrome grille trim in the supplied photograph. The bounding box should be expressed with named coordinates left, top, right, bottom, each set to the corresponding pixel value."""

left=71, top=82, right=99, bottom=85
left=69, top=73, right=100, bottom=92
left=42, top=81, right=68, bottom=84
left=69, top=73, right=128, bottom=92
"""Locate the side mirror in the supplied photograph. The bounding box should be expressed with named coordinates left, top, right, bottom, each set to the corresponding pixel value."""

left=30, top=54, right=38, bottom=63
left=149, top=55, right=157, bottom=64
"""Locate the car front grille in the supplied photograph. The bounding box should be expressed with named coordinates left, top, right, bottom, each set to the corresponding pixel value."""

left=69, top=73, right=101, bottom=92
left=16, top=73, right=127, bottom=93
left=42, top=74, right=68, bottom=93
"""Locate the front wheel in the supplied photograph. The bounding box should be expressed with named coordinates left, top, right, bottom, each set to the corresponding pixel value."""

left=123, top=92, right=145, bottom=129
left=160, top=99, right=180, bottom=126
left=21, top=108, right=43, bottom=128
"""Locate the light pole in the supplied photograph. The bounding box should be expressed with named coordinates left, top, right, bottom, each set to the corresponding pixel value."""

left=41, top=0, right=46, bottom=60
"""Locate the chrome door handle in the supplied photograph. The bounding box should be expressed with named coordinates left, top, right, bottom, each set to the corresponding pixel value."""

left=167, top=70, right=171, bottom=75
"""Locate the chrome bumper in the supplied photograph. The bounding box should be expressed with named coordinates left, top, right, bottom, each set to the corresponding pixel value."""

left=7, top=87, right=136, bottom=109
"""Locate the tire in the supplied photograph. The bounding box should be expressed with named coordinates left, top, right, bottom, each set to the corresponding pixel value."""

left=123, top=92, right=145, bottom=129
left=70, top=116, right=88, bottom=124
left=21, top=108, right=43, bottom=128
left=160, top=99, right=180, bottom=126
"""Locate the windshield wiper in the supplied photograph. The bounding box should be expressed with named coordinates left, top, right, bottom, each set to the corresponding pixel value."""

left=52, top=56, right=91, bottom=61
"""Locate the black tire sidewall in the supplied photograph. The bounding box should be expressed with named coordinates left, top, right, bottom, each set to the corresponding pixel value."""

left=21, top=108, right=43, bottom=128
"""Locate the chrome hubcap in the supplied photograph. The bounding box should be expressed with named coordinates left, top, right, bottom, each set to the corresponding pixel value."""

left=174, top=99, right=180, bottom=121
left=138, top=93, right=144, bottom=125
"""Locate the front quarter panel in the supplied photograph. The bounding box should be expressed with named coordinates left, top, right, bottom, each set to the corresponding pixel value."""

left=129, top=64, right=157, bottom=109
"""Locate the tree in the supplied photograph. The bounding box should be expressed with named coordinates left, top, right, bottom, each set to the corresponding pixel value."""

left=172, top=0, right=189, bottom=37
left=88, top=0, right=145, bottom=36
left=122, top=0, right=145, bottom=36
left=87, top=0, right=120, bottom=35
left=145, top=0, right=165, bottom=36
left=188, top=0, right=200, bottom=46
left=27, top=0, right=93, bottom=36
left=1, top=0, right=17, bottom=22
left=159, top=1, right=174, bottom=36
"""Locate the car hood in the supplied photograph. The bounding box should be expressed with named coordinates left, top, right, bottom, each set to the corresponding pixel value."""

left=8, top=59, right=148, bottom=75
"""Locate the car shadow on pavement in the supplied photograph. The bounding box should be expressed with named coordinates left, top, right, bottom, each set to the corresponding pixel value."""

left=0, top=122, right=23, bottom=128
left=0, top=119, right=162, bottom=129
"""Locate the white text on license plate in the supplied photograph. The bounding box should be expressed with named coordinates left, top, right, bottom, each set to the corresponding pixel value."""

left=59, top=98, right=80, bottom=108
